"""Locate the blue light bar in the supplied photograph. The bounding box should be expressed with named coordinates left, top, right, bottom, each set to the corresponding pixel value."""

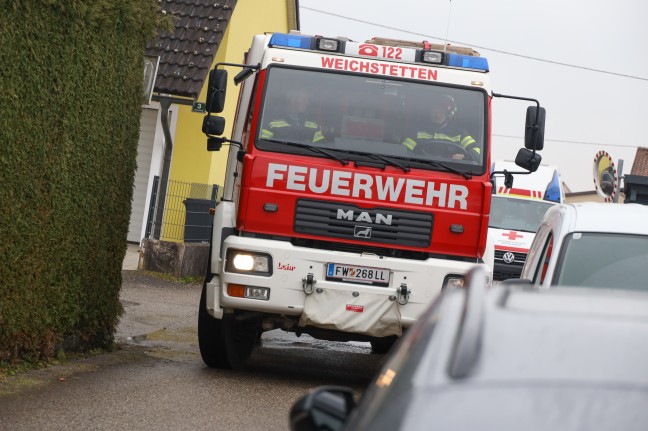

left=544, top=171, right=562, bottom=203
left=268, top=33, right=313, bottom=49
left=447, top=53, right=489, bottom=72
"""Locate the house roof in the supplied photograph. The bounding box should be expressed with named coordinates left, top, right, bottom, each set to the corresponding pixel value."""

left=631, top=147, right=648, bottom=176
left=145, top=0, right=238, bottom=100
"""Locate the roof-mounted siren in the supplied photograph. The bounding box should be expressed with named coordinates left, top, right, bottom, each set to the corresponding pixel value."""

left=593, top=150, right=619, bottom=202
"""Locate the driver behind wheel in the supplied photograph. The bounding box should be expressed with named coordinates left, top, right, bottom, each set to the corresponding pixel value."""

left=401, top=94, right=480, bottom=160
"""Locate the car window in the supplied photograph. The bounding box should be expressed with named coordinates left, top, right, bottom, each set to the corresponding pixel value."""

left=554, top=232, right=648, bottom=291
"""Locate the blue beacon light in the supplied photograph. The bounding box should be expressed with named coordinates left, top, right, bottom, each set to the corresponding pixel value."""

left=447, top=53, right=489, bottom=72
left=268, top=33, right=313, bottom=49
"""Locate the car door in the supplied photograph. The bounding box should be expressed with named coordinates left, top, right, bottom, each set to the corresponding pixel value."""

left=520, top=222, right=551, bottom=283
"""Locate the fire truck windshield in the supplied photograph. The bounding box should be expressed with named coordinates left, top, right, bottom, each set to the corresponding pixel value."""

left=256, top=66, right=487, bottom=173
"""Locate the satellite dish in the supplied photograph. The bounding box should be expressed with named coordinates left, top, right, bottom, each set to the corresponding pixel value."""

left=593, top=150, right=618, bottom=202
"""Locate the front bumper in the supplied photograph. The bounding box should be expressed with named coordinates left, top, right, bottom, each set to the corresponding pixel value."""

left=206, top=236, right=488, bottom=332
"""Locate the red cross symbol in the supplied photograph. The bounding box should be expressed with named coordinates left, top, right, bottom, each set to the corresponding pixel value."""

left=503, top=231, right=523, bottom=240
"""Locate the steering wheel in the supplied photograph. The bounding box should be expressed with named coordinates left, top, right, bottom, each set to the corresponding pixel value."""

left=418, top=139, right=471, bottom=160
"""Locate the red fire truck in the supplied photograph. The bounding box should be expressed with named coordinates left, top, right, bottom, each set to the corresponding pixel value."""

left=199, top=32, right=545, bottom=368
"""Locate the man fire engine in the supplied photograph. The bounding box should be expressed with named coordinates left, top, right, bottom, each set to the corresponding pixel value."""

left=199, top=31, right=546, bottom=369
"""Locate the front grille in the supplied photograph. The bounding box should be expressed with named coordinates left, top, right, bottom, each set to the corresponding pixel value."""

left=294, top=199, right=433, bottom=248
left=494, top=250, right=527, bottom=266
left=291, top=237, right=431, bottom=260
left=493, top=268, right=522, bottom=281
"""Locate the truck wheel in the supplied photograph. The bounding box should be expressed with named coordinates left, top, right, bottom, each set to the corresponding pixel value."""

left=198, top=284, right=230, bottom=368
left=370, top=336, right=397, bottom=354
left=221, top=314, right=260, bottom=371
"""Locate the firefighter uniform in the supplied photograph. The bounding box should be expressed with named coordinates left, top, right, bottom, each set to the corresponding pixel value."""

left=260, top=116, right=325, bottom=143
left=401, top=127, right=480, bottom=159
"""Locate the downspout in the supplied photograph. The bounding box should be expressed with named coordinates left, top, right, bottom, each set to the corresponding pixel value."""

left=288, top=0, right=300, bottom=31
left=153, top=97, right=173, bottom=239
left=149, top=95, right=194, bottom=240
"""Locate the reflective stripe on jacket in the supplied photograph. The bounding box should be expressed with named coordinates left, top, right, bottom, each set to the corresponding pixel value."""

left=402, top=130, right=480, bottom=155
left=260, top=119, right=324, bottom=143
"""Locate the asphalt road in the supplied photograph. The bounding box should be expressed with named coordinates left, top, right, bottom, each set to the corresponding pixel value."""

left=0, top=271, right=387, bottom=430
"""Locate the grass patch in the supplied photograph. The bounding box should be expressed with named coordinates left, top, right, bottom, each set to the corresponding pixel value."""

left=0, top=345, right=119, bottom=382
left=141, top=270, right=203, bottom=285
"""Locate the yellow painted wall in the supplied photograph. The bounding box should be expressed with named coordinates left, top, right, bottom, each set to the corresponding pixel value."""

left=168, top=0, right=296, bottom=188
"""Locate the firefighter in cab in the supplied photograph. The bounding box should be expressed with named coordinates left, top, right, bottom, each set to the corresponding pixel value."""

left=401, top=94, right=480, bottom=161
left=260, top=87, right=325, bottom=143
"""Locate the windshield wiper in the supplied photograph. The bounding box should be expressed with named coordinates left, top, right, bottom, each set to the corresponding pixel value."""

left=329, top=149, right=410, bottom=173
left=404, top=158, right=472, bottom=179
left=265, top=140, right=348, bottom=166
left=363, top=154, right=410, bottom=173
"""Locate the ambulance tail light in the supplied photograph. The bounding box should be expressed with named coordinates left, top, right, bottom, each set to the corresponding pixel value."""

left=420, top=50, right=444, bottom=65
left=447, top=53, right=489, bottom=72
left=315, top=37, right=342, bottom=52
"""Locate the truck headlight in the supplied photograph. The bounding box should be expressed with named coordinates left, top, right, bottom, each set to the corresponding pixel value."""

left=226, top=249, right=272, bottom=275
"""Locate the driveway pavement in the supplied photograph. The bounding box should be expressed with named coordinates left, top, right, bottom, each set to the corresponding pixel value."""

left=122, top=243, right=140, bottom=270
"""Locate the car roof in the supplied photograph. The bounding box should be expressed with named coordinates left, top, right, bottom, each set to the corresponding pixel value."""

left=347, top=269, right=648, bottom=430
left=415, top=280, right=648, bottom=387
left=473, top=287, right=648, bottom=382
left=556, top=202, right=648, bottom=235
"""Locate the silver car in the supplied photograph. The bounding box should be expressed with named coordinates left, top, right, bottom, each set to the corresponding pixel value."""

left=518, top=202, right=648, bottom=290
left=290, top=266, right=648, bottom=431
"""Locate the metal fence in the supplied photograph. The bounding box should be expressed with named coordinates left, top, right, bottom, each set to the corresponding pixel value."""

left=145, top=176, right=221, bottom=243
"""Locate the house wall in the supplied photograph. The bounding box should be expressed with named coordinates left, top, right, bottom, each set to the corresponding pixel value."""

left=130, top=100, right=178, bottom=243
left=129, top=1, right=295, bottom=244
left=168, top=0, right=296, bottom=188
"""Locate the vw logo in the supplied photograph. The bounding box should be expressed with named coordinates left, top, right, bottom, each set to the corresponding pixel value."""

left=502, top=252, right=516, bottom=264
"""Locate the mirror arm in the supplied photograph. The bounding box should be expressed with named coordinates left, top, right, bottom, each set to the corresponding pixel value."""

left=213, top=62, right=259, bottom=70
left=492, top=92, right=541, bottom=125
left=213, top=62, right=259, bottom=87
left=206, top=136, right=242, bottom=152
left=207, top=135, right=242, bottom=147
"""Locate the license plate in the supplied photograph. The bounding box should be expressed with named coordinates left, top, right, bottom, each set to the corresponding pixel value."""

left=326, top=263, right=390, bottom=286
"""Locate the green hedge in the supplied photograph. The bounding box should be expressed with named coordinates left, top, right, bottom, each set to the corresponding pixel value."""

left=0, top=0, right=167, bottom=363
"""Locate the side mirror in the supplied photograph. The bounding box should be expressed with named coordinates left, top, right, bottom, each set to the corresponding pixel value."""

left=524, top=106, right=545, bottom=151
left=206, top=69, right=228, bottom=113
left=515, top=148, right=542, bottom=172
left=503, top=171, right=514, bottom=189
left=202, top=115, right=225, bottom=136
left=234, top=67, right=255, bottom=85
left=289, top=386, right=356, bottom=431
left=207, top=137, right=226, bottom=152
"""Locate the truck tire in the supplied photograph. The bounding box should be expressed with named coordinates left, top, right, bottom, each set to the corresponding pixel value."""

left=370, top=336, right=397, bottom=354
left=198, top=284, right=230, bottom=368
left=221, top=313, right=260, bottom=370
left=198, top=284, right=260, bottom=369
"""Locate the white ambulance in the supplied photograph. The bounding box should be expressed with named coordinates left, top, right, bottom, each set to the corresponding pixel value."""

left=489, top=160, right=564, bottom=280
